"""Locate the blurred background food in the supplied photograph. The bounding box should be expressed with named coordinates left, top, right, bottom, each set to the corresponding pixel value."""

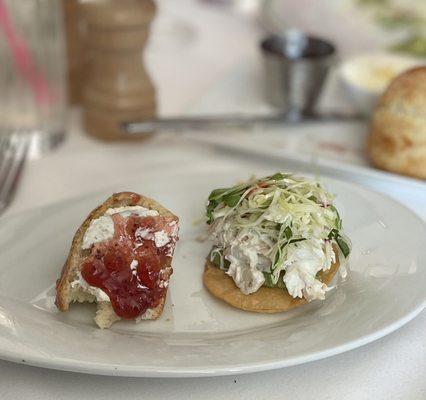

left=261, top=0, right=426, bottom=57
left=368, top=66, right=426, bottom=179
left=338, top=53, right=421, bottom=115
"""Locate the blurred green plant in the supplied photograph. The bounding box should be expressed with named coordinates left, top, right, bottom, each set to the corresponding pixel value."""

left=356, top=0, right=426, bottom=56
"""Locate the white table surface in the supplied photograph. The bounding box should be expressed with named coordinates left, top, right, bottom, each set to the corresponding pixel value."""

left=0, top=1, right=424, bottom=398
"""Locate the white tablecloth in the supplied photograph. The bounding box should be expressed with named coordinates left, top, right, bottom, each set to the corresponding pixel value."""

left=0, top=1, right=424, bottom=398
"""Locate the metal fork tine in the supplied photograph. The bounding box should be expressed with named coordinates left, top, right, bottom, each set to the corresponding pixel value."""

left=0, top=133, right=28, bottom=214
left=0, top=135, right=24, bottom=191
left=0, top=135, right=25, bottom=185
left=0, top=135, right=12, bottom=168
left=0, top=135, right=14, bottom=189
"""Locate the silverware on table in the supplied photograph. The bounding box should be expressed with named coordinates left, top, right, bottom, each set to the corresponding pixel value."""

left=0, top=133, right=28, bottom=215
left=123, top=31, right=354, bottom=136
left=123, top=112, right=364, bottom=135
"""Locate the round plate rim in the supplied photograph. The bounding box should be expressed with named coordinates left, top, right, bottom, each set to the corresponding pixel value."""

left=0, top=174, right=424, bottom=377
left=0, top=303, right=423, bottom=377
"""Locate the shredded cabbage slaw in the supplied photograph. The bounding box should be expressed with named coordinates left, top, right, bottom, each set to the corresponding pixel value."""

left=206, top=173, right=351, bottom=300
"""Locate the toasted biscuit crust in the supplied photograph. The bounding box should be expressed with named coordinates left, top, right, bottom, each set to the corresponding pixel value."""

left=55, top=192, right=178, bottom=327
left=368, top=66, right=426, bottom=179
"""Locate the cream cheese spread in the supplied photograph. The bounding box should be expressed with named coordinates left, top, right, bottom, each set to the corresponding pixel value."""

left=82, top=206, right=159, bottom=250
left=70, top=271, right=110, bottom=302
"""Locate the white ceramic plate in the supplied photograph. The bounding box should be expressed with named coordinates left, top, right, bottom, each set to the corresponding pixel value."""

left=0, top=169, right=424, bottom=377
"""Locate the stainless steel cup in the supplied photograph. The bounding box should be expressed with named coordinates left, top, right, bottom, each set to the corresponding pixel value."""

left=261, top=31, right=336, bottom=118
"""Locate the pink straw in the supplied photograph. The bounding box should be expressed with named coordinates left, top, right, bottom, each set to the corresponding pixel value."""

left=0, top=0, right=52, bottom=105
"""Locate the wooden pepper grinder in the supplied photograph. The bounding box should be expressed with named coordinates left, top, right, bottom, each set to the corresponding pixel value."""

left=81, top=0, right=157, bottom=141
left=63, top=0, right=85, bottom=105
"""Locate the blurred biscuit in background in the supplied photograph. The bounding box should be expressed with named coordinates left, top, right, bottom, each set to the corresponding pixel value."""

left=368, top=66, right=426, bottom=179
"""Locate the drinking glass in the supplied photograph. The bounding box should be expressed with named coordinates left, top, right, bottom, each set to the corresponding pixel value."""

left=0, top=0, right=67, bottom=158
